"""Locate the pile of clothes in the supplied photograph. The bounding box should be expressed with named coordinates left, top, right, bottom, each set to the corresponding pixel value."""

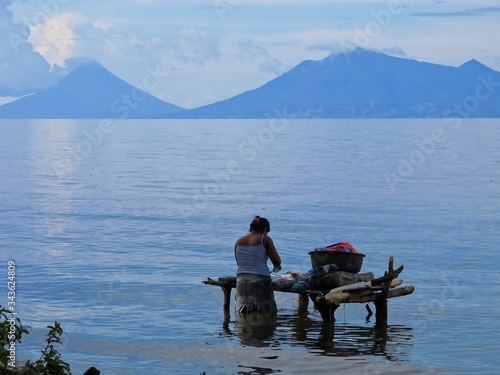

left=315, top=241, right=359, bottom=253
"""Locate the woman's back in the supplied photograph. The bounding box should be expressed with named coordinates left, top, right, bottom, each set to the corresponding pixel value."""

left=235, top=235, right=269, bottom=276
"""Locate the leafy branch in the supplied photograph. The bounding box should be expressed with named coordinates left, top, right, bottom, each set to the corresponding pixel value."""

left=24, top=322, right=71, bottom=375
left=1, top=306, right=71, bottom=375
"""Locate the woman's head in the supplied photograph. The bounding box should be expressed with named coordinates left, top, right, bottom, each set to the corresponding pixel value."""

left=249, top=215, right=270, bottom=233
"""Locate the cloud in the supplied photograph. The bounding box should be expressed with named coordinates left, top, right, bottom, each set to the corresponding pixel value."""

left=411, top=6, right=500, bottom=17
left=377, top=46, right=406, bottom=56
left=237, top=39, right=289, bottom=75
left=29, top=12, right=107, bottom=67
left=307, top=42, right=405, bottom=58
left=29, top=12, right=220, bottom=68
left=0, top=0, right=62, bottom=96
left=166, top=28, right=220, bottom=66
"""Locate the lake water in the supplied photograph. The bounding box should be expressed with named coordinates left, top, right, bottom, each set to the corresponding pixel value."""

left=0, top=119, right=499, bottom=375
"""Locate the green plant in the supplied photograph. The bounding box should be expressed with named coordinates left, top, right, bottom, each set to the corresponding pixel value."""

left=1, top=306, right=71, bottom=375
left=25, top=322, right=71, bottom=375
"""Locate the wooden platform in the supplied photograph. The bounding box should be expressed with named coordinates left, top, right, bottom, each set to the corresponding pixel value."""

left=202, top=256, right=414, bottom=325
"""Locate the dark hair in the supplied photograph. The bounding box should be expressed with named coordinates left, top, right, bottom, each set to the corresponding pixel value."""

left=249, top=215, right=270, bottom=232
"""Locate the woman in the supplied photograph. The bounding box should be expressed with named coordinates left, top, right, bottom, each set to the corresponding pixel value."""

left=234, top=216, right=282, bottom=315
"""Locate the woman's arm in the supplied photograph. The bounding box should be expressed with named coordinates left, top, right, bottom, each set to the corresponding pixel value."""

left=264, top=236, right=281, bottom=269
left=234, top=240, right=239, bottom=266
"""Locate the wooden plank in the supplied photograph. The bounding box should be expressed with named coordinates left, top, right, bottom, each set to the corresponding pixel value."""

left=325, top=281, right=372, bottom=296
left=314, top=271, right=374, bottom=290
left=391, top=279, right=403, bottom=288
left=323, top=285, right=414, bottom=305
left=203, top=271, right=376, bottom=292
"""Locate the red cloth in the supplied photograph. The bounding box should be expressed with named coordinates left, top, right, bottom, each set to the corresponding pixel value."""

left=320, top=242, right=359, bottom=253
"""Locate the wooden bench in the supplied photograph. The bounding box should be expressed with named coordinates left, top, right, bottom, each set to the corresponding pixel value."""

left=202, top=256, right=414, bottom=326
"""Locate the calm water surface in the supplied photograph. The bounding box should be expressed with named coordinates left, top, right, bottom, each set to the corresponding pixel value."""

left=0, top=119, right=499, bottom=374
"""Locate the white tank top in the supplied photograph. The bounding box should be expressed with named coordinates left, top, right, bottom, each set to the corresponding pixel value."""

left=236, top=235, right=270, bottom=276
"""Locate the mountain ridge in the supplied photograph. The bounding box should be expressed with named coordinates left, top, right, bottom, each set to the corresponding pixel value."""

left=1, top=49, right=499, bottom=119
left=163, top=48, right=500, bottom=118
left=0, top=61, right=183, bottom=119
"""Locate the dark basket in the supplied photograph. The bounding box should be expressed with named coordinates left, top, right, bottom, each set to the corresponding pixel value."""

left=308, top=251, right=365, bottom=274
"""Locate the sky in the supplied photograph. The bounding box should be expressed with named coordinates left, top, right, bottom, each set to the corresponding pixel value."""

left=1, top=0, right=500, bottom=108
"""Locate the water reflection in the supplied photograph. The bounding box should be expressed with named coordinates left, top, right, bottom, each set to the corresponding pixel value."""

left=236, top=365, right=279, bottom=375
left=233, top=313, right=278, bottom=348
left=222, top=308, right=413, bottom=362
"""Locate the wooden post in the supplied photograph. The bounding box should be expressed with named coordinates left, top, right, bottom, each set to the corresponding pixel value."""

left=375, top=256, right=394, bottom=328
left=374, top=296, right=388, bottom=326
left=221, top=286, right=232, bottom=315
left=311, top=295, right=338, bottom=322
left=298, top=293, right=309, bottom=309
left=320, top=320, right=335, bottom=342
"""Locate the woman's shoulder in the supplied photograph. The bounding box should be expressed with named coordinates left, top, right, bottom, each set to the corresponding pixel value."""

left=236, top=234, right=255, bottom=246
left=263, top=235, right=274, bottom=245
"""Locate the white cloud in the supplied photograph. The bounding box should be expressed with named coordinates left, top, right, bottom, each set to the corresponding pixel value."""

left=148, top=40, right=289, bottom=108
left=29, top=12, right=106, bottom=67
left=30, top=13, right=221, bottom=71
left=166, top=28, right=220, bottom=66
left=0, top=0, right=62, bottom=96
left=237, top=39, right=289, bottom=75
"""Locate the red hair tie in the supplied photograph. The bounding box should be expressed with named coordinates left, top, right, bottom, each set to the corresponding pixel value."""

left=253, top=216, right=260, bottom=223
